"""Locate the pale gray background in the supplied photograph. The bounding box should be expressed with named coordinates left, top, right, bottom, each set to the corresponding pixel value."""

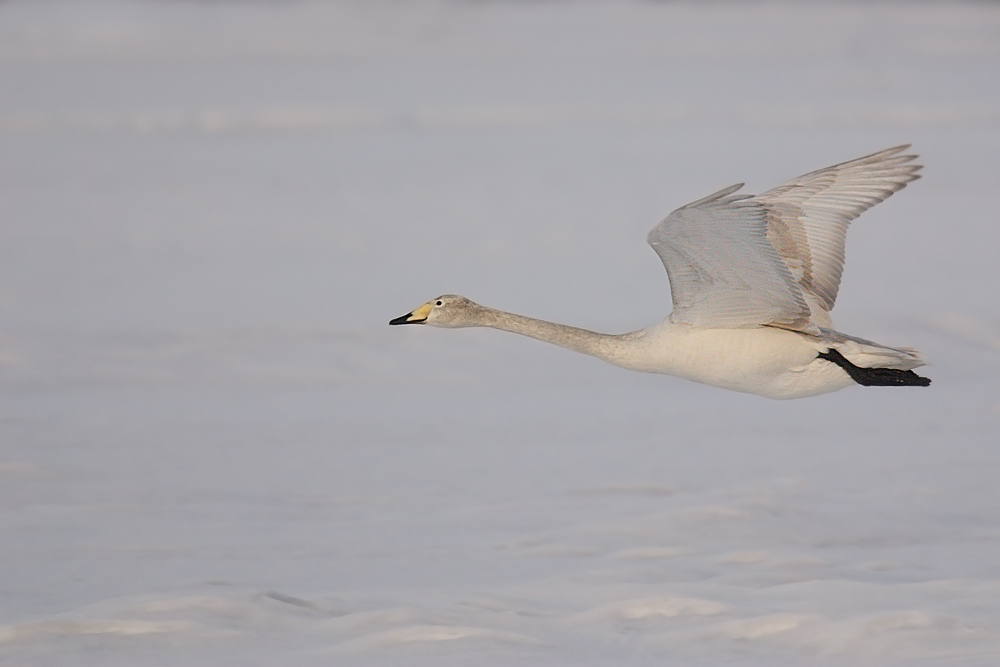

left=1, top=1, right=999, bottom=665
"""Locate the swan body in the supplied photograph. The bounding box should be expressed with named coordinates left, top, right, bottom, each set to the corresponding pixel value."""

left=391, top=146, right=930, bottom=399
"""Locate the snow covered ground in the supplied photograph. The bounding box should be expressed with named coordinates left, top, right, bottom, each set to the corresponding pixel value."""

left=2, top=1, right=1000, bottom=664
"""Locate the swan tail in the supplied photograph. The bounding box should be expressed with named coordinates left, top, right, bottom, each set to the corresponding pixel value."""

left=812, top=328, right=930, bottom=387
left=817, top=347, right=930, bottom=387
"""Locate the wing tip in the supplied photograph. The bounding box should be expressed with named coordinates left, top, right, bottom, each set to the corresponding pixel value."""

left=678, top=182, right=746, bottom=210
left=854, top=143, right=921, bottom=169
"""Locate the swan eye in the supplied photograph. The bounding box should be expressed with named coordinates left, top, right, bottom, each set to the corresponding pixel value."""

left=435, top=300, right=443, bottom=306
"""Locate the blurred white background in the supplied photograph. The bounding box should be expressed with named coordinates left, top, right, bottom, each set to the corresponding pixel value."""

left=1, top=2, right=999, bottom=665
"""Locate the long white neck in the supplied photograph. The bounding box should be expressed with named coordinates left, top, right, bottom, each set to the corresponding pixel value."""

left=473, top=306, right=632, bottom=365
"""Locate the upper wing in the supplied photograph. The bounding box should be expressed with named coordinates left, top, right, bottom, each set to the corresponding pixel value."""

left=756, top=145, right=921, bottom=318
left=647, top=146, right=921, bottom=330
left=647, top=183, right=812, bottom=329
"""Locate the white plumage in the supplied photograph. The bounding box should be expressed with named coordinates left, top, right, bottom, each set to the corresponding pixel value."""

left=392, top=146, right=929, bottom=399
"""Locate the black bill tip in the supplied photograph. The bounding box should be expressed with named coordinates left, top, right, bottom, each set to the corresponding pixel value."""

left=390, top=313, right=422, bottom=325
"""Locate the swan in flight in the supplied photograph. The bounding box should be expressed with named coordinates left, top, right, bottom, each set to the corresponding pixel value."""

left=391, top=146, right=930, bottom=399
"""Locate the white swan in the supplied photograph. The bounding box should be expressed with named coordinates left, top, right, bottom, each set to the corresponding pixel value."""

left=391, top=146, right=930, bottom=399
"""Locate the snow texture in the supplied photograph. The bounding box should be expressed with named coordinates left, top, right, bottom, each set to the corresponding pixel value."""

left=1, top=1, right=999, bottom=665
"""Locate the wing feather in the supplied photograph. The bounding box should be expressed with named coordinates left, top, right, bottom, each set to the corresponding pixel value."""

left=647, top=146, right=920, bottom=330
left=647, top=185, right=811, bottom=329
left=757, top=145, right=921, bottom=315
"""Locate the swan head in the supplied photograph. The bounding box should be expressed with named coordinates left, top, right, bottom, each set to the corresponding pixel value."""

left=389, top=294, right=485, bottom=328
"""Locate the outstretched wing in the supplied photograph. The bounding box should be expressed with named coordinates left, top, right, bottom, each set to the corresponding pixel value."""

left=647, top=146, right=921, bottom=330
left=756, top=145, right=921, bottom=321
left=647, top=184, right=812, bottom=329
